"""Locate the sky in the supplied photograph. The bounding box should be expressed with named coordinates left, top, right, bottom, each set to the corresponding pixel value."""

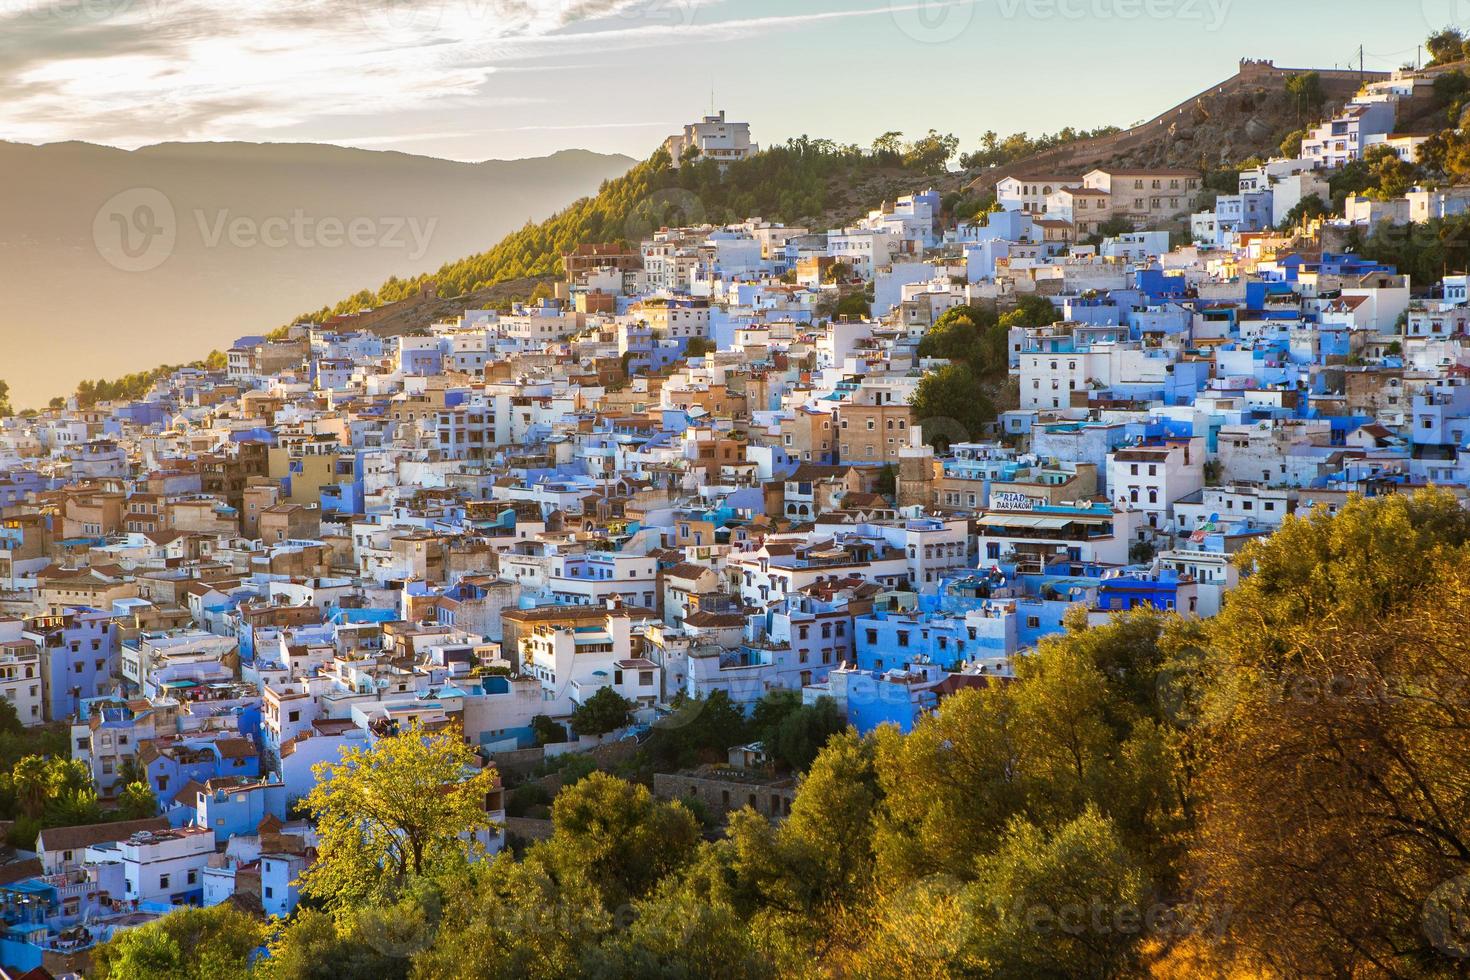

left=0, top=0, right=1458, bottom=162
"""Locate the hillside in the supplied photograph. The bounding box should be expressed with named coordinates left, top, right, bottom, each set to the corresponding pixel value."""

left=285, top=139, right=959, bottom=328
left=0, top=141, right=634, bottom=409
left=52, top=59, right=1460, bottom=403
left=298, top=62, right=1439, bottom=337
left=965, top=60, right=1405, bottom=189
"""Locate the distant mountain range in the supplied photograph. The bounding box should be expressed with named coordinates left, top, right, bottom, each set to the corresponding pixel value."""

left=0, top=141, right=635, bottom=408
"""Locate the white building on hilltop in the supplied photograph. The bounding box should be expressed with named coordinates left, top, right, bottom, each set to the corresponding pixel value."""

left=665, top=111, right=757, bottom=170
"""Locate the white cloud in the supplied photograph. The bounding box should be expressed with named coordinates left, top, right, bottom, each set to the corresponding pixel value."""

left=0, top=0, right=666, bottom=144
left=0, top=0, right=953, bottom=148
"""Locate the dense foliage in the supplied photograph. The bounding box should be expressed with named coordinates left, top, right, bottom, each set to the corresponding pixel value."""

left=64, top=350, right=226, bottom=409
left=0, top=703, right=152, bottom=848
left=958, top=126, right=1124, bottom=171
left=910, top=296, right=1056, bottom=445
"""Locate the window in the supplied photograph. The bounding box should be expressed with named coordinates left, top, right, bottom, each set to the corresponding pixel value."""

left=160, top=874, right=170, bottom=889
left=1026, top=616, right=1040, bottom=629
left=897, top=631, right=910, bottom=647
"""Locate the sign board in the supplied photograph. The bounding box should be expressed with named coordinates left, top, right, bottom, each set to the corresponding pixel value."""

left=991, top=492, right=1041, bottom=512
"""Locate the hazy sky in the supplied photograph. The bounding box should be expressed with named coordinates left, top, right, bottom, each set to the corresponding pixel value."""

left=1, top=0, right=1454, bottom=162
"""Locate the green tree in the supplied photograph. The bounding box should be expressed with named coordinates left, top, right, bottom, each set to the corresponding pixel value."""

left=0, top=699, right=20, bottom=737
left=684, top=336, right=716, bottom=358
left=750, top=689, right=803, bottom=746
left=92, top=904, right=264, bottom=980
left=833, top=292, right=872, bottom=319
left=998, top=293, right=1059, bottom=330
left=570, top=687, right=634, bottom=737
left=0, top=380, right=12, bottom=417
left=585, top=868, right=795, bottom=978
left=1279, top=128, right=1306, bottom=159
left=1428, top=26, right=1466, bottom=66
left=536, top=773, right=700, bottom=912
left=298, top=721, right=499, bottom=911
left=723, top=730, right=882, bottom=934
left=4, top=755, right=91, bottom=822
left=767, top=696, right=847, bottom=772
left=1364, top=144, right=1417, bottom=200
left=1191, top=490, right=1470, bottom=974
left=1280, top=193, right=1329, bottom=228
left=647, top=690, right=749, bottom=770
left=870, top=131, right=904, bottom=163
left=530, top=714, right=567, bottom=746
left=902, top=130, right=960, bottom=175
left=909, top=363, right=995, bottom=447
left=406, top=855, right=607, bottom=979
left=1433, top=69, right=1470, bottom=111
left=116, top=781, right=157, bottom=820
left=968, top=807, right=1150, bottom=977
left=1285, top=71, right=1325, bottom=118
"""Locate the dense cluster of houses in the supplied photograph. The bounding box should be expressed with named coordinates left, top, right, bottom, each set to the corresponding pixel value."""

left=0, top=101, right=1465, bottom=971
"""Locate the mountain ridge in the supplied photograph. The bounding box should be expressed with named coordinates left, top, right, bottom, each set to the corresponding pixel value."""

left=0, top=141, right=635, bottom=408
